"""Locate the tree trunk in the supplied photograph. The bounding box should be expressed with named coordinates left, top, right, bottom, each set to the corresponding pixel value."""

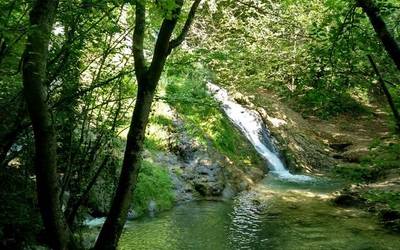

left=93, top=82, right=156, bottom=249
left=22, top=0, right=72, bottom=249
left=368, top=55, right=400, bottom=132
left=94, top=1, right=200, bottom=248
left=358, top=0, right=400, bottom=71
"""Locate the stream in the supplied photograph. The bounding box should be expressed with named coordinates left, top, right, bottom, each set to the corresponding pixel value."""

left=117, top=84, right=400, bottom=249
left=119, top=176, right=400, bottom=250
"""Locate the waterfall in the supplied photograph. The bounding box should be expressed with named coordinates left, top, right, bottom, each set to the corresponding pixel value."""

left=207, top=82, right=312, bottom=182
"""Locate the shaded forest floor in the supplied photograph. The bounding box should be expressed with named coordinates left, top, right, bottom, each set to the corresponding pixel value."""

left=309, top=106, right=400, bottom=233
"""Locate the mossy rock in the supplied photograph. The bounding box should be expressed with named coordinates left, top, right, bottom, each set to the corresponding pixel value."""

left=333, top=164, right=384, bottom=183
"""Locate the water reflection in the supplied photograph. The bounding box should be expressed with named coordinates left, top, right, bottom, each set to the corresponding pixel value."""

left=120, top=201, right=232, bottom=250
left=119, top=181, right=400, bottom=250
left=228, top=192, right=264, bottom=250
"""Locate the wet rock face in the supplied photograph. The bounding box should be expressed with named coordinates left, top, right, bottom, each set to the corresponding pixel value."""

left=329, top=142, right=352, bottom=152
left=333, top=192, right=366, bottom=207
left=274, top=132, right=335, bottom=173
left=191, top=159, right=225, bottom=196
left=170, top=127, right=199, bottom=163
left=167, top=116, right=228, bottom=199
left=151, top=145, right=226, bottom=201
left=148, top=113, right=263, bottom=203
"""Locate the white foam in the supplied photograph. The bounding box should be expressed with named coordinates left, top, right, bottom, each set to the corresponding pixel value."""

left=207, top=82, right=312, bottom=182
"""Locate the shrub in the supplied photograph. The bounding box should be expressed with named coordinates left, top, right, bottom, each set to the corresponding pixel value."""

left=132, top=161, right=175, bottom=217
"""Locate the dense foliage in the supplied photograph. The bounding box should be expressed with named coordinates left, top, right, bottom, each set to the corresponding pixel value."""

left=188, top=0, right=400, bottom=119
left=0, top=0, right=399, bottom=248
left=164, top=64, right=263, bottom=169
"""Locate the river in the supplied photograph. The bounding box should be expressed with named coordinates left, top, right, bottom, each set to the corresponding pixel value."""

left=117, top=83, right=400, bottom=249
left=119, top=175, right=400, bottom=249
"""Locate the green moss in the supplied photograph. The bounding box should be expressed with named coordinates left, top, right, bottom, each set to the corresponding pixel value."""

left=361, top=190, right=400, bottom=210
left=333, top=140, right=400, bottom=183
left=132, top=161, right=175, bottom=217
left=333, top=164, right=383, bottom=183
left=143, top=137, right=166, bottom=152
left=144, top=115, right=174, bottom=152
left=150, top=115, right=174, bottom=128
left=164, top=65, right=263, bottom=170
left=361, top=142, right=400, bottom=170
left=292, top=89, right=369, bottom=119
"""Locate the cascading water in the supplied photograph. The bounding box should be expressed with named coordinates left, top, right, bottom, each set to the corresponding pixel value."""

left=207, top=82, right=312, bottom=182
left=90, top=82, right=400, bottom=250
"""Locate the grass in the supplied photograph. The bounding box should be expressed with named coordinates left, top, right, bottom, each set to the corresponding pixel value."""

left=143, top=113, right=174, bottom=152
left=292, top=88, right=369, bottom=119
left=164, top=65, right=264, bottom=170
left=132, top=160, right=175, bottom=217
left=333, top=139, right=400, bottom=183
left=333, top=163, right=383, bottom=183
left=361, top=190, right=400, bottom=210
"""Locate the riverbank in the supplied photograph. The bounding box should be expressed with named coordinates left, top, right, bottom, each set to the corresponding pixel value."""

left=82, top=80, right=400, bottom=249
left=221, top=82, right=400, bottom=234
left=85, top=79, right=267, bottom=221
left=116, top=174, right=400, bottom=250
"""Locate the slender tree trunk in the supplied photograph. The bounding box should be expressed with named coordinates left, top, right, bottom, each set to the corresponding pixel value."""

left=65, top=155, right=110, bottom=226
left=0, top=35, right=8, bottom=64
left=93, top=82, right=156, bottom=249
left=358, top=0, right=400, bottom=71
left=94, top=1, right=200, bottom=248
left=22, top=0, right=72, bottom=249
left=368, top=55, right=400, bottom=132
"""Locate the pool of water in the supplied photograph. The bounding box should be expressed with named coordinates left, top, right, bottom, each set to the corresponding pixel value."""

left=119, top=176, right=400, bottom=250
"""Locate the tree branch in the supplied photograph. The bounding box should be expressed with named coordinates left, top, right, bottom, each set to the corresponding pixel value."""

left=22, top=0, right=74, bottom=248
left=132, top=0, right=147, bottom=82
left=168, top=0, right=201, bottom=54
left=358, top=0, right=400, bottom=71
left=148, top=0, right=184, bottom=85
left=368, top=55, right=400, bottom=132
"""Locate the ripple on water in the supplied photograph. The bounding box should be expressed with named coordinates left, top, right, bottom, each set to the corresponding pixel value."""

left=119, top=178, right=400, bottom=250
